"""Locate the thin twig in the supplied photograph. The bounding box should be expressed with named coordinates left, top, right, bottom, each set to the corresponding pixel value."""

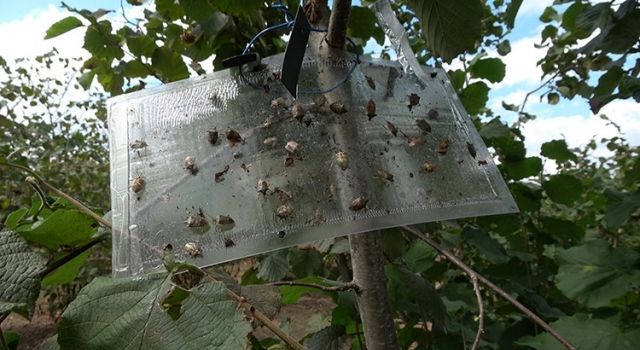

left=38, top=234, right=108, bottom=278
left=401, top=226, right=577, bottom=350
left=201, top=270, right=306, bottom=350
left=269, top=280, right=361, bottom=293
left=0, top=325, right=7, bottom=350
left=470, top=276, right=484, bottom=350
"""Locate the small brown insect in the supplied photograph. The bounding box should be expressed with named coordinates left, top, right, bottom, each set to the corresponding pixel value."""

left=285, top=141, right=302, bottom=153
left=184, top=242, right=202, bottom=257
left=276, top=204, right=294, bottom=218
left=466, top=142, right=477, bottom=158
left=261, top=117, right=273, bottom=129
left=292, top=103, right=305, bottom=122
left=207, top=129, right=219, bottom=145
left=214, top=165, right=230, bottom=183
left=257, top=179, right=269, bottom=194
left=284, top=157, right=294, bottom=167
left=312, top=209, right=325, bottom=225
left=335, top=151, right=348, bottom=170
left=276, top=230, right=286, bottom=238
left=329, top=184, right=337, bottom=202
left=271, top=96, right=287, bottom=108
left=224, top=238, right=235, bottom=248
left=263, top=137, right=278, bottom=148
left=131, top=176, right=145, bottom=193
left=365, top=75, right=376, bottom=89
left=408, top=93, right=420, bottom=110
left=184, top=156, right=199, bottom=175
left=366, top=99, right=376, bottom=120
left=274, top=187, right=293, bottom=203
left=217, top=214, right=235, bottom=226
left=330, top=101, right=347, bottom=114
left=376, top=169, right=394, bottom=183
left=130, top=140, right=148, bottom=150
left=478, top=160, right=488, bottom=165
left=241, top=163, right=251, bottom=173
left=428, top=109, right=439, bottom=120
left=416, top=119, right=432, bottom=132
left=180, top=31, right=196, bottom=44
left=408, top=137, right=425, bottom=147
left=226, top=129, right=243, bottom=146
left=437, top=139, right=450, bottom=155
left=312, top=95, right=327, bottom=109
left=233, top=151, right=243, bottom=159
left=349, top=196, right=368, bottom=211
left=386, top=121, right=398, bottom=136
left=185, top=209, right=208, bottom=228
left=422, top=161, right=436, bottom=173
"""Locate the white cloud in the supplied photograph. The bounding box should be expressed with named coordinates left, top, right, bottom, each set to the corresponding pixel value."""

left=496, top=35, right=546, bottom=88
left=519, top=0, right=554, bottom=16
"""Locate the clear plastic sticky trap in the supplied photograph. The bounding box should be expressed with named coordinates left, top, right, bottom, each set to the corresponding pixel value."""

left=108, top=53, right=517, bottom=277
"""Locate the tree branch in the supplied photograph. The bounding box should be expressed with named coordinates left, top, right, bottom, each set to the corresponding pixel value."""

left=401, top=226, right=577, bottom=350
left=470, top=276, right=484, bottom=350
left=327, top=0, right=351, bottom=48
left=38, top=234, right=108, bottom=278
left=269, top=280, right=361, bottom=293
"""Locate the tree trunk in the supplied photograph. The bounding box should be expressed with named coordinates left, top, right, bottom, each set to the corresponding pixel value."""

left=304, top=1, right=400, bottom=349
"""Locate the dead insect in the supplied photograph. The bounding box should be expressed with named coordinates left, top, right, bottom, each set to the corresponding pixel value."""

left=365, top=75, right=376, bottom=89
left=130, top=140, right=148, bottom=150
left=130, top=176, right=145, bottom=193
left=214, top=165, right=230, bottom=183
left=335, top=151, right=348, bottom=170
left=285, top=140, right=302, bottom=153
left=349, top=196, right=368, bottom=211
left=416, top=119, right=432, bottom=132
left=276, top=204, right=294, bottom=218
left=184, top=242, right=202, bottom=257
left=271, top=96, right=288, bottom=108
left=437, top=139, right=450, bottom=155
left=224, top=238, right=235, bottom=247
left=478, top=160, right=488, bottom=165
left=386, top=121, right=398, bottom=136
left=217, top=214, right=235, bottom=226
left=408, top=137, right=425, bottom=147
left=466, top=142, right=477, bottom=158
left=184, top=156, right=199, bottom=175
left=292, top=103, right=305, bottom=122
left=376, top=169, right=394, bottom=183
left=284, top=157, right=295, bottom=167
left=329, top=183, right=337, bottom=202
left=207, top=129, right=219, bottom=145
left=263, top=136, right=278, bottom=147
left=241, top=163, right=251, bottom=173
left=422, top=161, right=436, bottom=173
left=261, top=117, right=273, bottom=129
left=366, top=99, right=376, bottom=120
left=185, top=209, right=208, bottom=228
left=257, top=179, right=269, bottom=194
left=312, top=209, right=326, bottom=224
left=330, top=101, right=347, bottom=114
left=226, top=128, right=243, bottom=146
left=428, top=108, right=439, bottom=120
left=408, top=93, right=420, bottom=110
left=276, top=230, right=286, bottom=238
left=274, top=187, right=293, bottom=203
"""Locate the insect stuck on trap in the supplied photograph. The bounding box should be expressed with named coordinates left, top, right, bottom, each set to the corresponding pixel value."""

left=376, top=168, right=394, bottom=183
left=184, top=156, right=199, bottom=175
left=330, top=101, right=347, bottom=114
left=437, top=139, right=450, bottom=155
left=349, top=196, right=368, bottom=211
left=335, top=151, right=348, bottom=170
left=216, top=214, right=235, bottom=230
left=366, top=99, right=376, bottom=120
left=285, top=140, right=302, bottom=154
left=408, top=93, right=420, bottom=110
left=422, top=161, right=437, bottom=173
left=207, top=128, right=219, bottom=145
left=185, top=208, right=208, bottom=228
left=416, top=119, right=432, bottom=133
left=263, top=136, right=278, bottom=148
left=291, top=103, right=306, bottom=122
left=276, top=204, right=294, bottom=219
left=226, top=128, right=244, bottom=146
left=257, top=179, right=269, bottom=194
left=130, top=175, right=145, bottom=193
left=184, top=242, right=202, bottom=257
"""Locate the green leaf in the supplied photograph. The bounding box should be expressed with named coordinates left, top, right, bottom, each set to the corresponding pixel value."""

left=470, top=58, right=506, bottom=83
left=42, top=251, right=90, bottom=286
left=17, top=209, right=97, bottom=250
left=77, top=70, right=95, bottom=90
left=479, top=118, right=510, bottom=140
left=58, top=273, right=251, bottom=349
left=504, top=0, right=523, bottom=29
left=544, top=174, right=583, bottom=205
left=83, top=22, right=124, bottom=60
left=594, top=66, right=623, bottom=96
left=601, top=9, right=640, bottom=54
left=278, top=276, right=328, bottom=305
left=540, top=217, right=585, bottom=242
left=540, top=6, right=559, bottom=23
left=289, top=248, right=323, bottom=278
left=509, top=183, right=542, bottom=212
left=516, top=314, right=640, bottom=350
left=305, top=326, right=348, bottom=350
left=461, top=227, right=509, bottom=263
left=348, top=6, right=377, bottom=42
left=0, top=230, right=44, bottom=318
left=45, top=16, right=83, bottom=39
left=624, top=156, right=640, bottom=186
left=179, top=0, right=216, bottom=24
left=123, top=60, right=150, bottom=78
left=460, top=81, right=489, bottom=115
left=2, top=330, right=20, bottom=350
left=540, top=139, right=576, bottom=162
left=501, top=157, right=543, bottom=180
left=497, top=40, right=511, bottom=55
left=212, top=0, right=263, bottom=16
left=386, top=266, right=448, bottom=331
left=151, top=46, right=189, bottom=82
left=407, top=0, right=483, bottom=62
left=257, top=249, right=289, bottom=281
left=155, top=0, right=185, bottom=20
left=448, top=69, right=466, bottom=92
left=555, top=240, right=640, bottom=308
left=403, top=240, right=436, bottom=273
left=603, top=189, right=640, bottom=230
left=126, top=35, right=157, bottom=58
left=4, top=208, right=28, bottom=229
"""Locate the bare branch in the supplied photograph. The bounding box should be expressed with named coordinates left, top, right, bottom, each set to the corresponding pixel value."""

left=470, top=276, right=484, bottom=350
left=401, top=225, right=577, bottom=350
left=269, top=280, right=361, bottom=293
left=327, top=0, right=351, bottom=48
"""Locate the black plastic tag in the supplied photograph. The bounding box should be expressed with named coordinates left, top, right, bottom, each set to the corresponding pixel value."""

left=281, top=7, right=311, bottom=98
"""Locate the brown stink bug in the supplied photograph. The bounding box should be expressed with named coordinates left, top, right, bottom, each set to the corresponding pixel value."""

left=207, top=129, right=219, bottom=145
left=366, top=99, right=376, bottom=120
left=330, top=101, right=347, bottom=114
left=217, top=214, right=235, bottom=226
left=284, top=157, right=295, bottom=167
left=408, top=93, right=420, bottom=110
left=263, top=137, right=278, bottom=148
left=274, top=187, right=293, bottom=203
left=292, top=103, right=305, bottom=122
left=335, top=151, right=348, bottom=170
left=408, top=137, right=425, bottom=147
left=349, top=196, right=368, bottom=211
left=226, top=128, right=243, bottom=146
left=271, top=96, right=288, bottom=108
left=261, top=117, right=273, bottom=129
left=184, top=156, right=199, bottom=175
left=437, top=139, right=450, bottom=155
left=185, top=208, right=208, bottom=228
left=466, top=142, right=477, bottom=158
left=214, top=165, right=230, bottom=183
left=416, top=119, right=431, bottom=133
left=422, top=161, right=436, bottom=173
left=257, top=179, right=269, bottom=194
left=376, top=169, right=394, bottom=183
left=428, top=109, right=439, bottom=120
left=386, top=121, right=398, bottom=136
left=276, top=204, right=294, bottom=218
left=285, top=141, right=302, bottom=153
left=365, top=75, right=376, bottom=89
left=478, top=160, right=488, bottom=165
left=184, top=242, right=202, bottom=257
left=130, top=140, right=148, bottom=150
left=131, top=176, right=145, bottom=193
left=224, top=238, right=235, bottom=247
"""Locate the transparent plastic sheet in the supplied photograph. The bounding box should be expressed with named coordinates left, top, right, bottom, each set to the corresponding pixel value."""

left=108, top=52, right=517, bottom=277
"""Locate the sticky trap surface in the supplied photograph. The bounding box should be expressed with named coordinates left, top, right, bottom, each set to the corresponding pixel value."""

left=108, top=53, right=517, bottom=277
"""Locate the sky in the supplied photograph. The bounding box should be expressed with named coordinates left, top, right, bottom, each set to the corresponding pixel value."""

left=0, top=0, right=638, bottom=163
